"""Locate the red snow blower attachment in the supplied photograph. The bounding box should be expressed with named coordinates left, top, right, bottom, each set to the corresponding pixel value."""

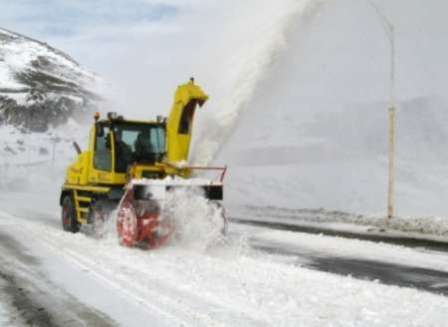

left=116, top=167, right=226, bottom=249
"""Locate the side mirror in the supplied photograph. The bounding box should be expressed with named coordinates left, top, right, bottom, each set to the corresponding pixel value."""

left=73, top=141, right=82, bottom=155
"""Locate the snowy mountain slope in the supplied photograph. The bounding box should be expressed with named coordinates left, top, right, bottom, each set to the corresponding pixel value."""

left=0, top=28, right=100, bottom=132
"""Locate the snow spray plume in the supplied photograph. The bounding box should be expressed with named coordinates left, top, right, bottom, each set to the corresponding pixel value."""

left=191, top=0, right=329, bottom=165
left=163, top=187, right=226, bottom=252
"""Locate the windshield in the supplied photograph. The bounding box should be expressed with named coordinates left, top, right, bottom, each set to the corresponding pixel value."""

left=112, top=122, right=165, bottom=171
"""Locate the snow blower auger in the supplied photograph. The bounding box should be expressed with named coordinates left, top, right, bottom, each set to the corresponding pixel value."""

left=59, top=79, right=227, bottom=249
left=117, top=168, right=226, bottom=249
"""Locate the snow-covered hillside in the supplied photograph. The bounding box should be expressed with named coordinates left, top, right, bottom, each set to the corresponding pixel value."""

left=208, top=0, right=448, bottom=218
left=0, top=28, right=99, bottom=132
left=220, top=95, right=448, bottom=217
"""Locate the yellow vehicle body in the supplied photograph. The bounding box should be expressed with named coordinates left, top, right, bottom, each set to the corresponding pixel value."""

left=60, top=79, right=209, bottom=227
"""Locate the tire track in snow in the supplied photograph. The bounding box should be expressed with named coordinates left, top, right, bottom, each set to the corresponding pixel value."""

left=13, top=224, right=196, bottom=327
left=0, top=229, right=116, bottom=327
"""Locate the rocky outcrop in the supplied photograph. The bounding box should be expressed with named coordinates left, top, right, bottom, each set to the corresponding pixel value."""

left=0, top=28, right=100, bottom=132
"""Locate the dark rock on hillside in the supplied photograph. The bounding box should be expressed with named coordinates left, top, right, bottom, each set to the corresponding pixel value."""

left=0, top=28, right=100, bottom=132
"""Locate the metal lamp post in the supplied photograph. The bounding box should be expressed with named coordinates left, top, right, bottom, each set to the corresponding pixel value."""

left=366, top=0, right=396, bottom=219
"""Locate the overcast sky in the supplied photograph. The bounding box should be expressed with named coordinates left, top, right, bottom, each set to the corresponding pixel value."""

left=2, top=0, right=447, bottom=120
left=0, top=0, right=231, bottom=114
left=0, top=0, right=182, bottom=73
left=1, top=0, right=177, bottom=38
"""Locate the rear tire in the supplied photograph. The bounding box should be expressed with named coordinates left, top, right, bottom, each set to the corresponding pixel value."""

left=61, top=194, right=80, bottom=233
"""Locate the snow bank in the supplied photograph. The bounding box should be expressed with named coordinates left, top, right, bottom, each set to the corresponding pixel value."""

left=234, top=205, right=448, bottom=240
left=248, top=226, right=448, bottom=273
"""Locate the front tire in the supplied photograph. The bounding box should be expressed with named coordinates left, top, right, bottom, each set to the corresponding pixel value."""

left=61, top=194, right=80, bottom=233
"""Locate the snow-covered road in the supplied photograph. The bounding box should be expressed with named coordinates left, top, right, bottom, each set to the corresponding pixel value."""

left=1, top=190, right=448, bottom=326
left=244, top=225, right=448, bottom=296
left=0, top=229, right=115, bottom=327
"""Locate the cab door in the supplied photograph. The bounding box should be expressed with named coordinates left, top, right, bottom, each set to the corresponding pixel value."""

left=89, top=124, right=115, bottom=184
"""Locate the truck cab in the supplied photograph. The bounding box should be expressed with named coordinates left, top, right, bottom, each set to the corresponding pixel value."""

left=60, top=79, right=213, bottom=230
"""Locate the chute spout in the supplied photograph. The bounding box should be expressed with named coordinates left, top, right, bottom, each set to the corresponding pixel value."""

left=166, top=79, right=209, bottom=164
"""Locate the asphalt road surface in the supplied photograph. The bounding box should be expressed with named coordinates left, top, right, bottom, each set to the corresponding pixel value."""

left=235, top=218, right=448, bottom=296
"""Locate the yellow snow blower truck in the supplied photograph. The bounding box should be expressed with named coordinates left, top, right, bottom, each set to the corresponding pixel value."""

left=59, top=79, right=226, bottom=248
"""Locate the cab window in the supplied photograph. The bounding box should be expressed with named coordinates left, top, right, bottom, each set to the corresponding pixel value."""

left=94, top=126, right=112, bottom=171
left=113, top=123, right=166, bottom=168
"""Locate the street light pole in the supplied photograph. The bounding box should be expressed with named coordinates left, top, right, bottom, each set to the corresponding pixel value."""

left=366, top=0, right=396, bottom=219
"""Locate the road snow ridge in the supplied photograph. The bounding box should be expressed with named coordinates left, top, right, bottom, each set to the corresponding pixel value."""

left=232, top=217, right=448, bottom=253
left=237, top=205, right=448, bottom=241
